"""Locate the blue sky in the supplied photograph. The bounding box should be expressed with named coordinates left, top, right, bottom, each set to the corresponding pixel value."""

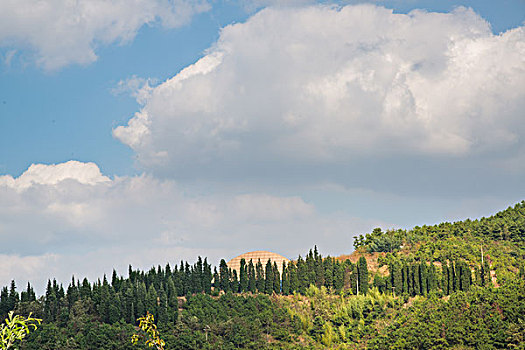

left=0, top=0, right=524, bottom=292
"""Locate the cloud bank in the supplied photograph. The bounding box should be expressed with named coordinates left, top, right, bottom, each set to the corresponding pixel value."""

left=114, top=5, right=525, bottom=192
left=0, top=0, right=210, bottom=70
left=0, top=161, right=378, bottom=292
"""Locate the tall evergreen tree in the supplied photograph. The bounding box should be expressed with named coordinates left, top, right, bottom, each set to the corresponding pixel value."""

left=420, top=262, right=428, bottom=295
left=289, top=263, right=299, bottom=294
left=248, top=260, right=256, bottom=293
left=265, top=259, right=274, bottom=294
left=357, top=257, right=368, bottom=295
left=281, top=261, right=290, bottom=295
left=402, top=265, right=409, bottom=295
left=239, top=258, right=248, bottom=293
left=412, top=264, right=420, bottom=296
left=230, top=269, right=239, bottom=293
left=219, top=259, right=230, bottom=293
left=203, top=258, right=212, bottom=294
left=273, top=262, right=281, bottom=294
left=256, top=260, right=265, bottom=293
left=334, top=262, right=344, bottom=292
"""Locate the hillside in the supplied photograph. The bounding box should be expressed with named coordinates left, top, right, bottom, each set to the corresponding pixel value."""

left=1, top=201, right=524, bottom=349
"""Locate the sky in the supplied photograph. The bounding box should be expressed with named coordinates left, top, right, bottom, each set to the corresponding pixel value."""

left=0, top=0, right=524, bottom=294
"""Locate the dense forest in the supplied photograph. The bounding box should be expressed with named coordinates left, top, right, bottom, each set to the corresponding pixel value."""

left=1, top=201, right=524, bottom=349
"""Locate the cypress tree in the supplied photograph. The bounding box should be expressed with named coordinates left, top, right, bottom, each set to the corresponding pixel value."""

left=136, top=281, right=147, bottom=317
left=219, top=259, right=230, bottom=292
left=248, top=260, right=256, bottom=293
left=289, top=263, right=299, bottom=294
left=315, top=251, right=325, bottom=288
left=273, top=262, right=281, bottom=294
left=402, top=265, right=409, bottom=295
left=157, top=285, right=168, bottom=324
left=145, top=284, right=158, bottom=315
left=350, top=264, right=358, bottom=295
left=428, top=264, right=437, bottom=292
left=357, top=257, right=368, bottom=295
left=420, top=262, right=428, bottom=295
left=7, top=280, right=18, bottom=313
left=184, top=262, right=191, bottom=295
left=324, top=258, right=334, bottom=289
left=334, top=262, right=344, bottom=292
left=442, top=264, right=449, bottom=295
left=460, top=262, right=471, bottom=291
left=256, top=260, right=265, bottom=292
left=212, top=267, right=219, bottom=292
left=409, top=264, right=417, bottom=296
left=282, top=261, right=290, bottom=295
left=483, top=260, right=491, bottom=286
left=67, top=277, right=80, bottom=308
left=393, top=262, right=403, bottom=296
left=203, top=258, right=212, bottom=294
left=453, top=261, right=460, bottom=292
left=230, top=268, right=239, bottom=293
left=0, top=287, right=9, bottom=317
left=239, top=258, right=248, bottom=293
left=265, top=259, right=274, bottom=294
left=448, top=262, right=456, bottom=293
left=297, top=256, right=309, bottom=294
left=111, top=269, right=120, bottom=292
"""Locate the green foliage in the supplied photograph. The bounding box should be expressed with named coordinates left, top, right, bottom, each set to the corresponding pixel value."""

left=131, top=312, right=165, bottom=350
left=0, top=312, right=41, bottom=349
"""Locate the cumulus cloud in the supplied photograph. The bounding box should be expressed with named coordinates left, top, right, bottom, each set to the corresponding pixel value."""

left=0, top=161, right=379, bottom=292
left=114, top=4, right=525, bottom=191
left=0, top=0, right=210, bottom=70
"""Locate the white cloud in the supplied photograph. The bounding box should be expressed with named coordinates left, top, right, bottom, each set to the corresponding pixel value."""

left=0, top=161, right=379, bottom=292
left=0, top=160, right=110, bottom=189
left=0, top=0, right=210, bottom=70
left=112, top=76, right=158, bottom=105
left=114, top=5, right=525, bottom=183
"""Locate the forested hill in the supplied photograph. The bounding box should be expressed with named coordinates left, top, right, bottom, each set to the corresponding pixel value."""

left=353, top=201, right=525, bottom=283
left=1, top=201, right=524, bottom=349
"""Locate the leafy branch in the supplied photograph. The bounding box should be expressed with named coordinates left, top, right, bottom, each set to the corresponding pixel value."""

left=0, top=311, right=42, bottom=350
